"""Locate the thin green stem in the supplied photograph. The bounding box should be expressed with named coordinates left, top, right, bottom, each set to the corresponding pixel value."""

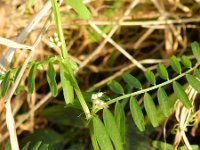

left=51, top=0, right=91, bottom=119
left=106, top=63, right=200, bottom=105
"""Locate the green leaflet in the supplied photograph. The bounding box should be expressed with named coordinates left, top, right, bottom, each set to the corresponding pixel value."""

left=92, top=117, right=113, bottom=150
left=27, top=64, right=37, bottom=94
left=103, top=109, right=123, bottom=150
left=157, top=63, right=169, bottom=80
left=60, top=62, right=74, bottom=104
left=157, top=88, right=171, bottom=117
left=181, top=55, right=192, bottom=68
left=64, top=0, right=91, bottom=19
left=178, top=145, right=199, bottom=150
left=47, top=62, right=58, bottom=97
left=1, top=71, right=11, bottom=97
left=152, top=140, right=173, bottom=150
left=129, top=96, right=145, bottom=131
left=191, top=41, right=200, bottom=62
left=186, top=74, right=200, bottom=93
left=172, top=81, right=192, bottom=108
left=144, top=93, right=159, bottom=127
left=114, top=102, right=126, bottom=143
left=144, top=69, right=156, bottom=85
left=108, top=80, right=124, bottom=95
left=89, top=121, right=100, bottom=150
left=194, top=69, right=200, bottom=80
left=122, top=71, right=142, bottom=89
left=170, top=55, right=182, bottom=74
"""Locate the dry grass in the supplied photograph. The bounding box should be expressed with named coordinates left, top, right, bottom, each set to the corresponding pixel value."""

left=0, top=0, right=200, bottom=149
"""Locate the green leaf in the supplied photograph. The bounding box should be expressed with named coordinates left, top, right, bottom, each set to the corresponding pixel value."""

left=108, top=80, right=124, bottom=95
left=144, top=93, right=159, bottom=127
left=122, top=71, right=142, bottom=89
left=129, top=96, right=145, bottom=131
left=181, top=55, right=192, bottom=68
left=186, top=74, right=200, bottom=93
left=92, top=117, right=113, bottom=150
left=157, top=63, right=169, bottom=80
left=178, top=145, right=199, bottom=150
left=194, top=69, right=200, bottom=80
left=30, top=141, right=42, bottom=150
left=89, top=121, right=100, bottom=150
left=27, top=64, right=37, bottom=94
left=144, top=69, right=156, bottom=85
left=103, top=109, right=123, bottom=150
left=47, top=62, right=58, bottom=97
left=21, top=142, right=31, bottom=150
left=170, top=55, right=182, bottom=74
left=157, top=88, right=171, bottom=117
left=191, top=41, right=200, bottom=61
left=64, top=0, right=91, bottom=19
left=114, top=102, right=126, bottom=143
left=172, top=81, right=192, bottom=108
left=152, top=140, right=173, bottom=150
left=1, top=71, right=11, bottom=97
left=60, top=62, right=74, bottom=104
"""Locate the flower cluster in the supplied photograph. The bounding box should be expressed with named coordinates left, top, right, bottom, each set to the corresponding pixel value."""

left=49, top=32, right=62, bottom=48
left=91, top=92, right=107, bottom=109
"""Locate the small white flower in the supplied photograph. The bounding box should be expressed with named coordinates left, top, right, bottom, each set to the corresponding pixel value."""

left=97, top=92, right=103, bottom=97
left=49, top=42, right=55, bottom=48
left=49, top=37, right=54, bottom=42
left=92, top=94, right=98, bottom=100
left=57, top=41, right=62, bottom=47
left=54, top=37, right=59, bottom=42
left=54, top=32, right=58, bottom=37
left=94, top=99, right=101, bottom=105
left=99, top=101, right=105, bottom=106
